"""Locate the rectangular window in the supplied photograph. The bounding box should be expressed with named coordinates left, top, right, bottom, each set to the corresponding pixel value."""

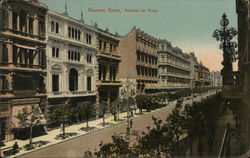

left=56, top=48, right=59, bottom=57
left=110, top=44, right=112, bottom=53
left=38, top=20, right=45, bottom=36
left=78, top=30, right=81, bottom=40
left=52, top=47, right=55, bottom=57
left=68, top=27, right=71, bottom=37
left=87, top=77, right=91, bottom=91
left=52, top=74, right=59, bottom=92
left=56, top=22, right=59, bottom=34
left=87, top=54, right=92, bottom=63
left=68, top=50, right=70, bottom=60
left=29, top=18, right=33, bottom=34
left=103, top=42, right=106, bottom=51
left=12, top=12, right=17, bottom=30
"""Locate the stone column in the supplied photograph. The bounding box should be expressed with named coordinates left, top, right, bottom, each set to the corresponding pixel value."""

left=17, top=13, right=20, bottom=31
left=106, top=63, right=110, bottom=81
left=7, top=43, right=13, bottom=64
left=33, top=14, right=38, bottom=36
left=26, top=15, right=29, bottom=33
left=7, top=10, right=12, bottom=30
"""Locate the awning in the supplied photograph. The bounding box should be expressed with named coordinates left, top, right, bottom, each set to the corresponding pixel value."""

left=14, top=44, right=37, bottom=50
left=12, top=104, right=46, bottom=128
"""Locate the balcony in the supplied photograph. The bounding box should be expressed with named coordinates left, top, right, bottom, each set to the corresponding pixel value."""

left=3, top=28, right=45, bottom=41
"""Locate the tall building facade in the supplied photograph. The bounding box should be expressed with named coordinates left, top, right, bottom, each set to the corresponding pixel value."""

left=224, top=0, right=250, bottom=156
left=95, top=26, right=121, bottom=108
left=0, top=0, right=48, bottom=141
left=119, top=27, right=158, bottom=96
left=157, top=39, right=191, bottom=91
left=46, top=10, right=97, bottom=126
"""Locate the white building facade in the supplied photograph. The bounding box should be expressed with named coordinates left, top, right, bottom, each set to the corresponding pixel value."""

left=46, top=10, right=97, bottom=126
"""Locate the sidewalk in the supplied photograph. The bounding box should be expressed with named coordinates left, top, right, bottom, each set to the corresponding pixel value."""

left=2, top=107, right=156, bottom=158
left=185, top=109, right=235, bottom=157
left=1, top=90, right=218, bottom=158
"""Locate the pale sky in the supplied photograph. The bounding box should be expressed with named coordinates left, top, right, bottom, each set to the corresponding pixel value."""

left=40, top=0, right=238, bottom=71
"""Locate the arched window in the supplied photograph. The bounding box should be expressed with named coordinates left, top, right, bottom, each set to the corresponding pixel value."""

left=51, top=21, right=54, bottom=32
left=69, top=68, right=78, bottom=91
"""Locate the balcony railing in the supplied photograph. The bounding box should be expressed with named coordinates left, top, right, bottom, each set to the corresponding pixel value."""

left=0, top=62, right=46, bottom=70
left=14, top=63, right=46, bottom=69
left=3, top=28, right=45, bottom=40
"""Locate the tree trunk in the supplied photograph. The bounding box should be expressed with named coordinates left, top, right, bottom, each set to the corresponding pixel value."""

left=103, top=115, right=105, bottom=126
left=62, top=121, right=65, bottom=138
left=86, top=115, right=89, bottom=130
left=29, top=125, right=33, bottom=146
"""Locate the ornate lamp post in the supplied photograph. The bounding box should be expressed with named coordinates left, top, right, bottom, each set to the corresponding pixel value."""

left=123, top=79, right=132, bottom=139
left=213, top=13, right=238, bottom=85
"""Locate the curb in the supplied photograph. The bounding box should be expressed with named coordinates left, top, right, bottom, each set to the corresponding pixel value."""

left=13, top=111, right=146, bottom=158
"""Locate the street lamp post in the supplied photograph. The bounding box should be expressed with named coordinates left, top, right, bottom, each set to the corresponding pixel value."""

left=213, top=13, right=238, bottom=85
left=124, top=79, right=132, bottom=139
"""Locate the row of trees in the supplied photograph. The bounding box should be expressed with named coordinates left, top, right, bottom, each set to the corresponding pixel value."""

left=93, top=92, right=223, bottom=157
left=135, top=86, right=220, bottom=112
left=15, top=87, right=219, bottom=150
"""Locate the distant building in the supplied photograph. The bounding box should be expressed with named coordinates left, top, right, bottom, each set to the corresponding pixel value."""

left=198, top=62, right=210, bottom=86
left=0, top=0, right=48, bottom=141
left=157, top=39, right=192, bottom=91
left=189, top=53, right=210, bottom=87
left=45, top=10, right=97, bottom=126
left=95, top=25, right=121, bottom=107
left=189, top=52, right=199, bottom=87
left=119, top=27, right=158, bottom=96
left=210, top=71, right=222, bottom=87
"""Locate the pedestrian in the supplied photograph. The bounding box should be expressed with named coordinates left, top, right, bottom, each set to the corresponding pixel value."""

left=208, top=136, right=214, bottom=154
left=12, top=142, right=19, bottom=154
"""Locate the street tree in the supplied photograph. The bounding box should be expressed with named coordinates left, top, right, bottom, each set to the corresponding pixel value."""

left=166, top=106, right=185, bottom=155
left=53, top=103, right=71, bottom=139
left=99, top=101, right=108, bottom=126
left=77, top=102, right=95, bottom=131
left=15, top=106, right=42, bottom=149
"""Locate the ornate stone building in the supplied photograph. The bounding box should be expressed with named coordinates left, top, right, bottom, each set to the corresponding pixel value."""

left=119, top=27, right=158, bottom=96
left=46, top=10, right=97, bottom=126
left=95, top=26, right=121, bottom=107
left=157, top=39, right=191, bottom=91
left=0, top=0, right=48, bottom=141
left=224, top=0, right=250, bottom=156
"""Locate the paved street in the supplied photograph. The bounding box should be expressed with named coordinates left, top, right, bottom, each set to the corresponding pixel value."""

left=17, top=90, right=216, bottom=158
